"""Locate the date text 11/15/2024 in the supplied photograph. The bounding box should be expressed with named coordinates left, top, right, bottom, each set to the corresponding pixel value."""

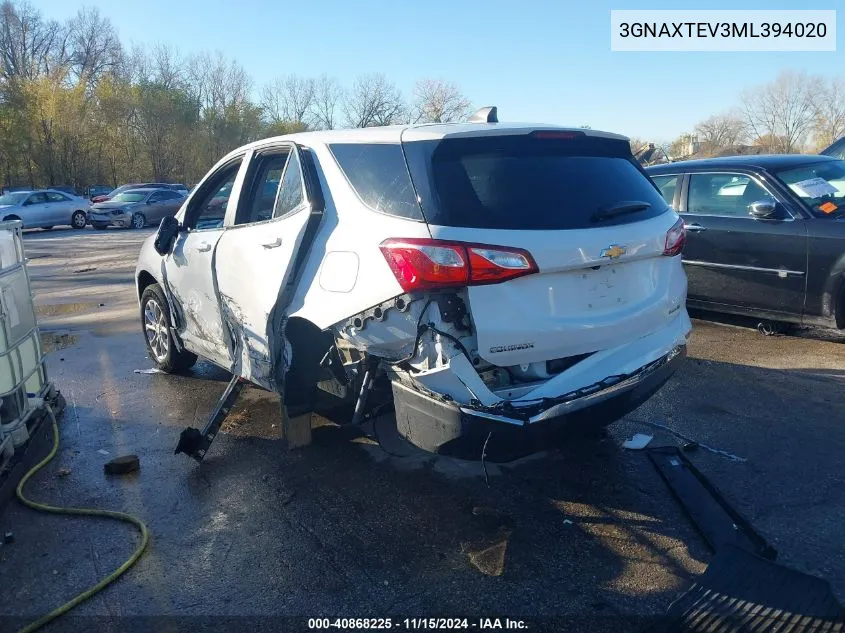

left=307, top=618, right=529, bottom=630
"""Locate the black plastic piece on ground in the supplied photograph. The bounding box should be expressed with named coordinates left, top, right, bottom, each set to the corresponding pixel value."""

left=103, top=455, right=140, bottom=475
left=174, top=427, right=202, bottom=456
left=174, top=374, right=244, bottom=463
left=648, top=446, right=776, bottom=560
left=646, top=545, right=845, bottom=632
left=4, top=531, right=13, bottom=544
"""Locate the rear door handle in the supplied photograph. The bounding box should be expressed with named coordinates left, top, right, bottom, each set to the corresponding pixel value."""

left=196, top=242, right=212, bottom=252
left=685, top=223, right=707, bottom=233
left=262, top=238, right=283, bottom=249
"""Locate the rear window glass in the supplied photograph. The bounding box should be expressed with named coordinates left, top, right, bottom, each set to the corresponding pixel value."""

left=329, top=143, right=423, bottom=221
left=404, top=134, right=669, bottom=230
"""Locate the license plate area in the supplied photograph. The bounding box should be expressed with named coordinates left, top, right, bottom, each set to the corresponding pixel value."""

left=576, top=265, right=628, bottom=311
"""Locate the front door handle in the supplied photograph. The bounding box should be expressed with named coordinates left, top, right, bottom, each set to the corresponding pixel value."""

left=196, top=242, right=212, bottom=252
left=262, top=238, right=283, bottom=249
left=685, top=223, right=707, bottom=233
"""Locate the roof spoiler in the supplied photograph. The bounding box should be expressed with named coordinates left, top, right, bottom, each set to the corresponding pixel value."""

left=468, top=106, right=498, bottom=123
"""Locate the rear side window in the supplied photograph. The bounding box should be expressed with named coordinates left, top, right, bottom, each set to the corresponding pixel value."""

left=329, top=144, right=423, bottom=221
left=404, top=134, right=669, bottom=230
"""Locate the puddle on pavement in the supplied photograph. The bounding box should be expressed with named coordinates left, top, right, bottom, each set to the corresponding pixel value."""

left=36, top=302, right=102, bottom=317
left=40, top=332, right=79, bottom=352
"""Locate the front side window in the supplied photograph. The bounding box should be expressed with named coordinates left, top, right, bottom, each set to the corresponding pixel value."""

left=188, top=161, right=242, bottom=230
left=46, top=192, right=69, bottom=202
left=775, top=160, right=845, bottom=218
left=686, top=173, right=775, bottom=218
left=26, top=193, right=47, bottom=205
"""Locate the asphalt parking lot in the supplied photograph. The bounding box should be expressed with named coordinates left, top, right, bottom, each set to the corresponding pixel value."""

left=1, top=227, right=844, bottom=632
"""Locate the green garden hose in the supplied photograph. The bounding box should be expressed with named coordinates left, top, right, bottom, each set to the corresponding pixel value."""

left=14, top=404, right=150, bottom=633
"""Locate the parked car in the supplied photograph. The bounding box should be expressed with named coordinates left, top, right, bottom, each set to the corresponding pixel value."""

left=0, top=189, right=90, bottom=229
left=647, top=154, right=845, bottom=330
left=92, top=183, right=186, bottom=204
left=87, top=185, right=112, bottom=200
left=49, top=185, right=83, bottom=198
left=89, top=188, right=186, bottom=229
left=135, top=112, right=690, bottom=458
left=821, top=137, right=845, bottom=160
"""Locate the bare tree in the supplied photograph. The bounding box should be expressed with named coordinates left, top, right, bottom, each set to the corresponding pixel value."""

left=811, top=77, right=845, bottom=149
left=310, top=74, right=342, bottom=130
left=693, top=112, right=748, bottom=154
left=741, top=71, right=819, bottom=153
left=410, top=78, right=471, bottom=123
left=343, top=73, right=405, bottom=128
left=66, top=6, right=121, bottom=83
left=260, top=74, right=315, bottom=127
left=149, top=43, right=183, bottom=90
left=0, top=1, right=65, bottom=80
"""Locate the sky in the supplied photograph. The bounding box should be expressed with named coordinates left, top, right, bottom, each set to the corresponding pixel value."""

left=31, top=0, right=844, bottom=142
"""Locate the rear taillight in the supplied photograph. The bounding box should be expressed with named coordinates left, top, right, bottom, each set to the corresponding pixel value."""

left=663, top=218, right=686, bottom=256
left=379, top=238, right=538, bottom=292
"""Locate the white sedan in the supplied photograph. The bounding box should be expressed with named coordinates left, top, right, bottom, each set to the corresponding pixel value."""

left=0, top=189, right=90, bottom=230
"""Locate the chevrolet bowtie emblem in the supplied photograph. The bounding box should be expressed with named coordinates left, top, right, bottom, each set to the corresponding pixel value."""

left=600, top=245, right=626, bottom=259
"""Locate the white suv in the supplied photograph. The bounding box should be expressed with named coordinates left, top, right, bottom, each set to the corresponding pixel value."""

left=136, top=110, right=691, bottom=459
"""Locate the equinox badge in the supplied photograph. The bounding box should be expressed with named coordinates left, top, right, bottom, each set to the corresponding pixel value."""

left=600, top=244, right=626, bottom=259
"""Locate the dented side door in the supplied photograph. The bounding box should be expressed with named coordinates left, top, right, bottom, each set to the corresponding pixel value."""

left=213, top=142, right=318, bottom=389
left=162, top=154, right=249, bottom=369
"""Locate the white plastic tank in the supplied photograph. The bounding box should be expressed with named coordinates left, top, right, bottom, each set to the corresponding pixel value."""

left=0, top=221, right=48, bottom=449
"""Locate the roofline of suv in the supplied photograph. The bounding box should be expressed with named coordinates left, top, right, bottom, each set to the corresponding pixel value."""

left=218, top=123, right=630, bottom=165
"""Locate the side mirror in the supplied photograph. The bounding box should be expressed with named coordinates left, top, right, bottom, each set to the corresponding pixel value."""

left=748, top=199, right=779, bottom=219
left=154, top=215, right=181, bottom=255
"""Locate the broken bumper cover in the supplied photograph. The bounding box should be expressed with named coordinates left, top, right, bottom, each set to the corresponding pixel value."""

left=461, top=344, right=686, bottom=425
left=393, top=345, right=686, bottom=460
left=89, top=211, right=131, bottom=227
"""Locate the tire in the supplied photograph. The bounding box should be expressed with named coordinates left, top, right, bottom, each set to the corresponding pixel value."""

left=93, top=224, right=109, bottom=230
left=3, top=215, right=22, bottom=227
left=71, top=210, right=87, bottom=229
left=131, top=212, right=146, bottom=229
left=140, top=283, right=197, bottom=373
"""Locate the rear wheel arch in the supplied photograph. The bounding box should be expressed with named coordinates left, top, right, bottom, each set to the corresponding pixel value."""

left=277, top=316, right=334, bottom=413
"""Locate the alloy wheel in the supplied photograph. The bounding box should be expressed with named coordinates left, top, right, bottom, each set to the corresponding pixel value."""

left=144, top=298, right=169, bottom=362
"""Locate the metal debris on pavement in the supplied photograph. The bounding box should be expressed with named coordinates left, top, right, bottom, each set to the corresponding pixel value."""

left=622, top=433, right=653, bottom=450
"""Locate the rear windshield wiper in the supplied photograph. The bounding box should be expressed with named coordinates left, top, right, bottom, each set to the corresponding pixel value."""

left=591, top=201, right=651, bottom=223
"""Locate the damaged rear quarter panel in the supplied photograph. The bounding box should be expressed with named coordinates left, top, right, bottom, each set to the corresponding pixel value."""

left=283, top=143, right=432, bottom=330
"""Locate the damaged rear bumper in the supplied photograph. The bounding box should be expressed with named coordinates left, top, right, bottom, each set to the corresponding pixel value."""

left=393, top=345, right=686, bottom=460
left=461, top=344, right=685, bottom=425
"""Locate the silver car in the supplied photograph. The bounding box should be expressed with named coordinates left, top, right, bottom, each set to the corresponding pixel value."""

left=0, top=189, right=91, bottom=230
left=88, top=188, right=186, bottom=229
